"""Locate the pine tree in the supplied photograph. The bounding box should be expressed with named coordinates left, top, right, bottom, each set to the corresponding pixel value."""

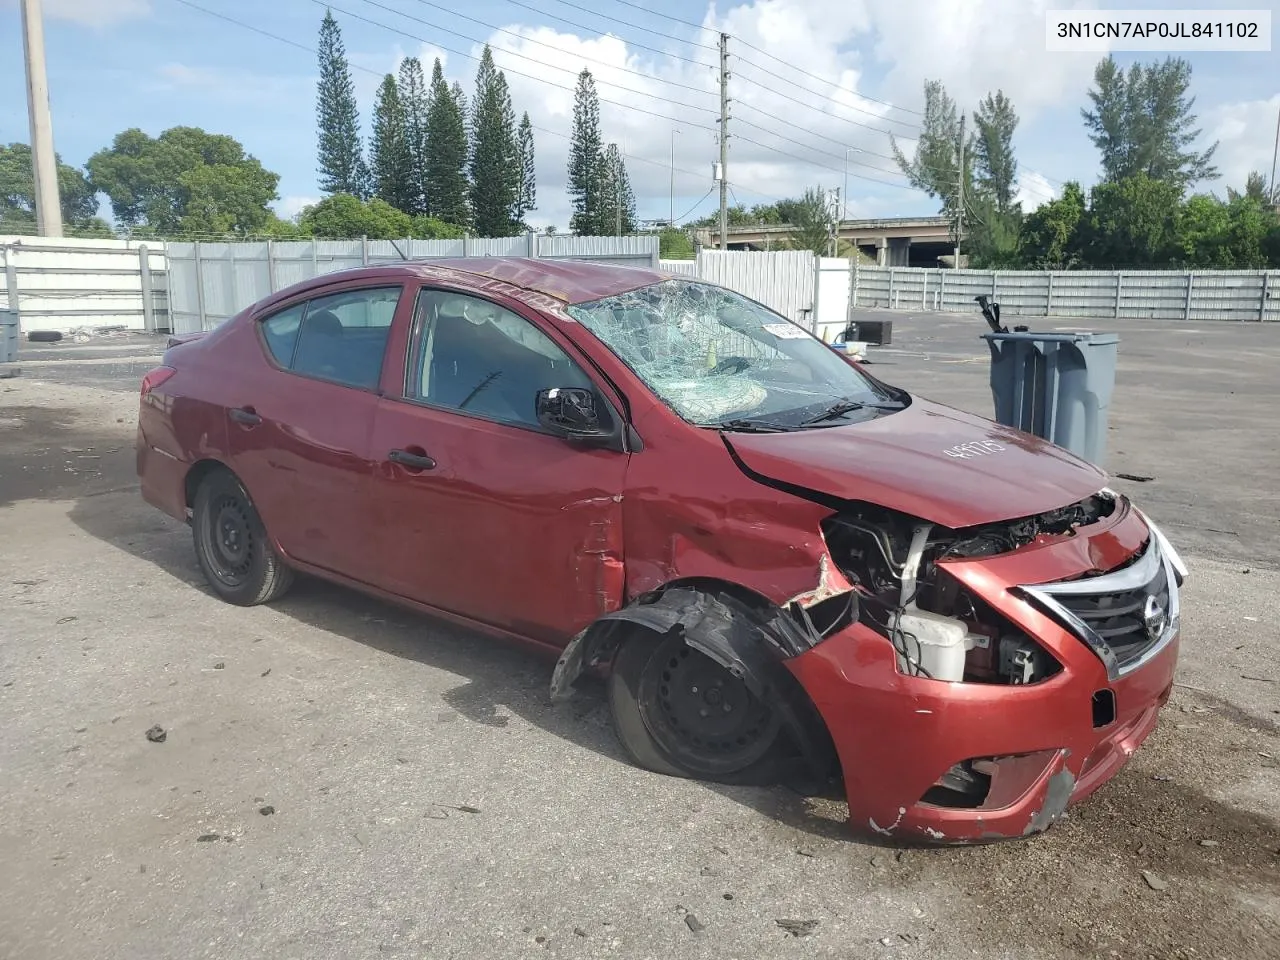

left=397, top=56, right=430, bottom=215
left=424, top=59, right=470, bottom=228
left=972, top=91, right=1019, bottom=215
left=468, top=45, right=520, bottom=237
left=568, top=69, right=606, bottom=235
left=370, top=74, right=414, bottom=212
left=514, top=112, right=536, bottom=228
left=316, top=10, right=368, bottom=197
left=601, top=143, right=636, bottom=234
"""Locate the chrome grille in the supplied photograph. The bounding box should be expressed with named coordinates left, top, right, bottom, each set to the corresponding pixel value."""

left=1019, top=535, right=1180, bottom=681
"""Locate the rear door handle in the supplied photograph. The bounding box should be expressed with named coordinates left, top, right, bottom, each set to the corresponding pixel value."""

left=388, top=449, right=437, bottom=470
left=229, top=407, right=261, bottom=426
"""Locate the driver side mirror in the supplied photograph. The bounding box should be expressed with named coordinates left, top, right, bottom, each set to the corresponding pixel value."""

left=536, top=387, right=610, bottom=438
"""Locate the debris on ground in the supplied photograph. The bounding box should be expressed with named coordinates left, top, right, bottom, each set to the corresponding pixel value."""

left=699, top=865, right=718, bottom=877
left=213, top=662, right=225, bottom=670
left=685, top=913, right=704, bottom=933
left=1141, top=870, right=1169, bottom=891
left=1115, top=473, right=1154, bottom=482
left=196, top=833, right=221, bottom=842
left=144, top=725, right=166, bottom=743
left=723, top=893, right=734, bottom=901
left=776, top=919, right=819, bottom=938
left=573, top=926, right=587, bottom=937
left=1198, top=839, right=1220, bottom=847
left=795, top=846, right=816, bottom=857
left=259, top=805, right=275, bottom=816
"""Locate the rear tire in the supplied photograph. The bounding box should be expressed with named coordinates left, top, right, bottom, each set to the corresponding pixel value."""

left=191, top=468, right=294, bottom=606
left=607, top=627, right=785, bottom=785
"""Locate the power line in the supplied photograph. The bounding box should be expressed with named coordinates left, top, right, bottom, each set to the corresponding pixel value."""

left=672, top=187, right=716, bottom=225
left=734, top=133, right=919, bottom=191
left=606, top=0, right=705, bottom=31
left=731, top=39, right=924, bottom=118
left=349, top=0, right=717, bottom=116
left=314, top=0, right=720, bottom=128
left=540, top=0, right=719, bottom=51
left=495, top=0, right=709, bottom=67
left=730, top=58, right=920, bottom=135
left=401, top=0, right=716, bottom=96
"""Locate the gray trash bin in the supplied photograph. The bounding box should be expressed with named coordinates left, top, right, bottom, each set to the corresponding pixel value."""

left=982, top=330, right=1119, bottom=467
left=0, top=309, right=17, bottom=365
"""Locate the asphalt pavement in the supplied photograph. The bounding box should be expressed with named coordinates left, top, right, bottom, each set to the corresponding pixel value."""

left=1, top=314, right=1277, bottom=960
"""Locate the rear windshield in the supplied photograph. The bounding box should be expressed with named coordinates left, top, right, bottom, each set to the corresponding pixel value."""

left=565, top=279, right=901, bottom=427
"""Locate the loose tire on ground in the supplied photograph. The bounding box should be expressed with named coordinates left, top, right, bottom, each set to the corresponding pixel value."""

left=191, top=467, right=294, bottom=606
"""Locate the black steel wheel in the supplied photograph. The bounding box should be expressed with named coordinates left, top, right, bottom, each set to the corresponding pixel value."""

left=608, top=628, right=784, bottom=782
left=191, top=468, right=294, bottom=606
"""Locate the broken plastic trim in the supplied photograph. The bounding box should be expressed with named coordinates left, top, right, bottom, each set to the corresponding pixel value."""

left=550, top=586, right=846, bottom=785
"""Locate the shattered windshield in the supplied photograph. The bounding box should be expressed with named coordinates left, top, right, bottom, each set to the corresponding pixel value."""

left=565, top=279, right=904, bottom=429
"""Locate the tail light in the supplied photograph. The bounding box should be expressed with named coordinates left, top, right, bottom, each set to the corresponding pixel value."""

left=140, top=365, right=177, bottom=396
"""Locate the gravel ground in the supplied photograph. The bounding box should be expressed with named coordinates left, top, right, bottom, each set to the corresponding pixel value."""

left=1, top=318, right=1277, bottom=960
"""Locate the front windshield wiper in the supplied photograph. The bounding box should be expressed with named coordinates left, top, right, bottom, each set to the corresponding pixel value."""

left=715, top=418, right=795, bottom=433
left=800, top=397, right=905, bottom=425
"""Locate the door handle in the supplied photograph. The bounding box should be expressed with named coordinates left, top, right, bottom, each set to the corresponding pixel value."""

left=388, top=448, right=437, bottom=470
left=229, top=407, right=261, bottom=426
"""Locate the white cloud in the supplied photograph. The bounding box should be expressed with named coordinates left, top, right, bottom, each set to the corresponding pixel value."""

left=1015, top=170, right=1059, bottom=211
left=275, top=195, right=320, bottom=220
left=39, top=0, right=149, bottom=28
left=1206, top=94, right=1280, bottom=195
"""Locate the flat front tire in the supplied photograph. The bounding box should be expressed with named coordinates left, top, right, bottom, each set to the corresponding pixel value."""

left=608, top=628, right=785, bottom=785
left=191, top=468, right=294, bottom=606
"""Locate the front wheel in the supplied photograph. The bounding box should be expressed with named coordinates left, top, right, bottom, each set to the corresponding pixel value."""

left=607, top=628, right=785, bottom=784
left=191, top=468, right=294, bottom=606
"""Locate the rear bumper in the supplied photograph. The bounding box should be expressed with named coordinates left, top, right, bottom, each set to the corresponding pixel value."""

left=136, top=405, right=191, bottom=523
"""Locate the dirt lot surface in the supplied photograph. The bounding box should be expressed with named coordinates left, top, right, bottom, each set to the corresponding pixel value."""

left=2, top=318, right=1278, bottom=960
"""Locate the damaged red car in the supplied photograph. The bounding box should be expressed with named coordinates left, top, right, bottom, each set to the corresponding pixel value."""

left=136, top=258, right=1187, bottom=842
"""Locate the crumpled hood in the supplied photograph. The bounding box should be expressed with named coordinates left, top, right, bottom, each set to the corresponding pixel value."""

left=723, top=397, right=1108, bottom=529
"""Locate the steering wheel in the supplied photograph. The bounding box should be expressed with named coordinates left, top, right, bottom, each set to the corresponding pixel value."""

left=707, top=356, right=751, bottom=376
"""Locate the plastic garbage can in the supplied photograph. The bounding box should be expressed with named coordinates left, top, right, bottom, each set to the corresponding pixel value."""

left=981, top=330, right=1119, bottom=467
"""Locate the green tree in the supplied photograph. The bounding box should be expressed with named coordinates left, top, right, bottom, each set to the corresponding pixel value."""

left=659, top=227, right=694, bottom=259
left=468, top=45, right=520, bottom=237
left=971, top=91, right=1018, bottom=214
left=0, top=142, right=109, bottom=234
left=784, top=187, right=835, bottom=255
left=316, top=10, right=368, bottom=198
left=1175, top=194, right=1233, bottom=266
left=410, top=214, right=465, bottom=239
left=1081, top=173, right=1183, bottom=267
left=397, top=56, right=430, bottom=215
left=514, top=112, right=536, bottom=228
left=1019, top=181, right=1086, bottom=268
left=86, top=126, right=279, bottom=236
left=1226, top=171, right=1273, bottom=205
left=297, top=193, right=412, bottom=239
left=424, top=59, right=469, bottom=228
left=600, top=143, right=636, bottom=234
left=370, top=73, right=414, bottom=212
left=568, top=68, right=607, bottom=235
left=1081, top=55, right=1218, bottom=192
left=890, top=80, right=967, bottom=218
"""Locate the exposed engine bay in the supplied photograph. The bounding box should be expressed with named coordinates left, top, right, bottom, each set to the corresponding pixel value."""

left=821, top=490, right=1119, bottom=686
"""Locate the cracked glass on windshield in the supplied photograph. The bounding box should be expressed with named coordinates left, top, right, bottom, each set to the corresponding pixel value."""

left=565, top=279, right=902, bottom=428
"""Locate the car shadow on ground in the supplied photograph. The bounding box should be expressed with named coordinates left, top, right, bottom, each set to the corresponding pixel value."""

left=68, top=488, right=865, bottom=847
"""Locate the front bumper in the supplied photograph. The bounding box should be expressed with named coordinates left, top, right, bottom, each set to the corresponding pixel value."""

left=785, top=504, right=1182, bottom=843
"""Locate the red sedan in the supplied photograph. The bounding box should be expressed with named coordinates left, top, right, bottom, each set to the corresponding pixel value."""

left=137, top=258, right=1187, bottom=842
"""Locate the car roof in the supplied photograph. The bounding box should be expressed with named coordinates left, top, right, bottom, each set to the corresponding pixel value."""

left=274, top=256, right=676, bottom=308
left=413, top=257, right=673, bottom=305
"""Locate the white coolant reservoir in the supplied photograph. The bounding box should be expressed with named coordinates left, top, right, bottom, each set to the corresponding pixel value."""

left=895, top=610, right=972, bottom=682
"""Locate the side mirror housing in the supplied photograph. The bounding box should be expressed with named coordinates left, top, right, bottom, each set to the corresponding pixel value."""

left=536, top=387, right=610, bottom=438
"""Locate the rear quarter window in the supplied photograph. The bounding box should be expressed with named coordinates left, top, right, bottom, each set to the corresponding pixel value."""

left=260, top=303, right=305, bottom=367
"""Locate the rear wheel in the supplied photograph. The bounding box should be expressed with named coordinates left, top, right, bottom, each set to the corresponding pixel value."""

left=191, top=468, right=294, bottom=606
left=608, top=628, right=784, bottom=784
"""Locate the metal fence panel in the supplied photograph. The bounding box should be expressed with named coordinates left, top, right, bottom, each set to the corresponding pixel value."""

left=851, top=264, right=1279, bottom=322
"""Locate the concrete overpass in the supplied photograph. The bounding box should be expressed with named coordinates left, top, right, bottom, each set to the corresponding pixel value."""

left=697, top=216, right=954, bottom=268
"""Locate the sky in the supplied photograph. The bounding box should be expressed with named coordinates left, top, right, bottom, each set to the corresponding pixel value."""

left=1, top=0, right=1277, bottom=232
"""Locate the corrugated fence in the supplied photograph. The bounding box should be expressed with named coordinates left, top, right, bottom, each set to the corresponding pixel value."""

left=659, top=249, right=817, bottom=325
left=166, top=234, right=661, bottom=333
left=851, top=265, right=1280, bottom=322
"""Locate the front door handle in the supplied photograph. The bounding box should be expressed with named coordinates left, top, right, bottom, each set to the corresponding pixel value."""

left=229, top=407, right=261, bottom=426
left=388, top=448, right=437, bottom=471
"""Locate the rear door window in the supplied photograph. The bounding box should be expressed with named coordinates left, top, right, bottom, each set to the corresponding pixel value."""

left=278, top=286, right=402, bottom=390
left=260, top=302, right=305, bottom=367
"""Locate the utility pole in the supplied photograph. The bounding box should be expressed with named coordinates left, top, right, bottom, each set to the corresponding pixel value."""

left=20, top=0, right=62, bottom=237
left=1270, top=101, right=1280, bottom=207
left=953, top=112, right=965, bottom=269
left=717, top=32, right=730, bottom=251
